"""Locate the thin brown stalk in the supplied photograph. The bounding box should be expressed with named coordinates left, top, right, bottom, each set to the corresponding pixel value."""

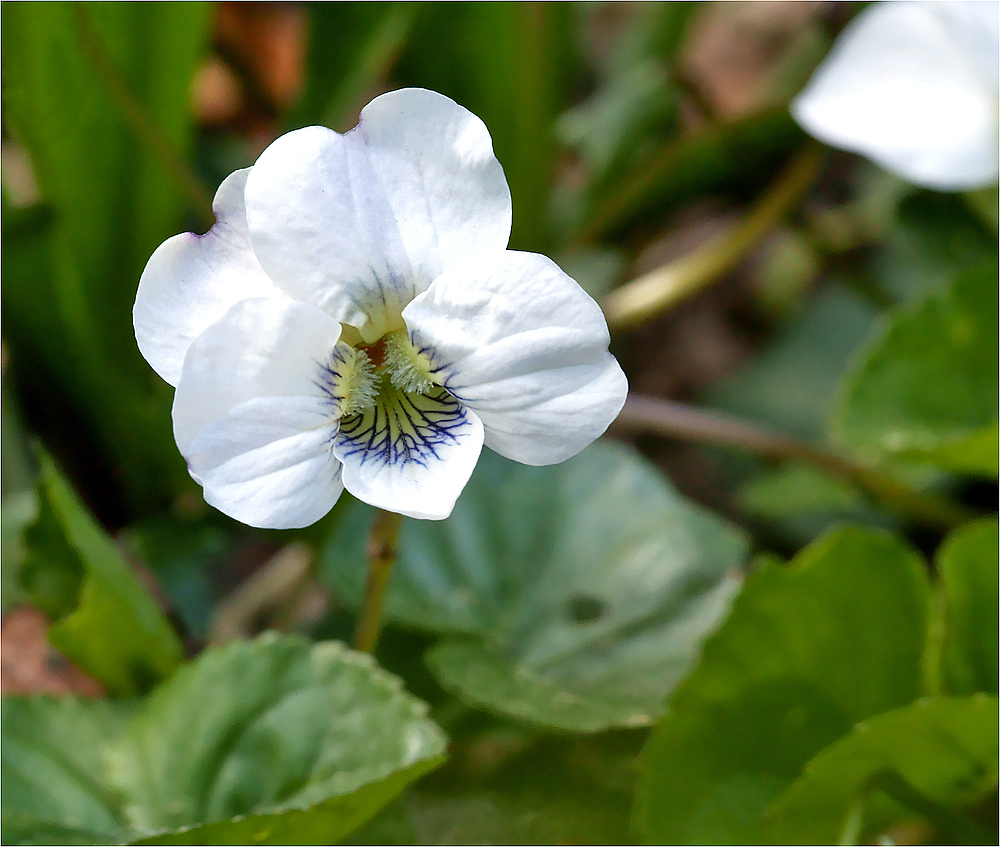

left=614, top=394, right=974, bottom=528
left=353, top=509, right=405, bottom=653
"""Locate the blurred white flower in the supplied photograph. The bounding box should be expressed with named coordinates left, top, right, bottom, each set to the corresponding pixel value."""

left=134, top=88, right=627, bottom=528
left=792, top=1, right=999, bottom=190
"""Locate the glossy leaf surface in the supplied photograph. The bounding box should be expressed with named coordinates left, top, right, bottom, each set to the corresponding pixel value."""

left=637, top=526, right=932, bottom=844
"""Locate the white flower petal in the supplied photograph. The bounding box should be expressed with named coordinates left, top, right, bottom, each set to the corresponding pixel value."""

left=243, top=126, right=417, bottom=343
left=357, top=88, right=512, bottom=286
left=172, top=298, right=342, bottom=454
left=333, top=385, right=485, bottom=520
left=133, top=169, right=282, bottom=386
left=242, top=89, right=511, bottom=343
left=187, top=397, right=342, bottom=529
left=403, top=251, right=628, bottom=465
left=792, top=1, right=999, bottom=190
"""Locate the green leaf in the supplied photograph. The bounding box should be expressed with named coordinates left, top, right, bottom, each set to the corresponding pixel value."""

left=762, top=696, right=999, bottom=844
left=938, top=519, right=999, bottom=696
left=322, top=442, right=747, bottom=731
left=108, top=634, right=447, bottom=845
left=2, top=490, right=37, bottom=613
left=706, top=283, right=879, bottom=440
left=2, top=2, right=211, bottom=514
left=736, top=462, right=894, bottom=549
left=872, top=190, right=998, bottom=305
left=21, top=452, right=184, bottom=696
left=1, top=635, right=447, bottom=846
left=1, top=697, right=133, bottom=846
left=354, top=724, right=641, bottom=845
left=834, top=262, right=999, bottom=477
left=738, top=462, right=868, bottom=519
left=636, top=526, right=932, bottom=844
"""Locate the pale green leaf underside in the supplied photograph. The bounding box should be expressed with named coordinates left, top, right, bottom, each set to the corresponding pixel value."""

left=323, top=441, right=747, bottom=730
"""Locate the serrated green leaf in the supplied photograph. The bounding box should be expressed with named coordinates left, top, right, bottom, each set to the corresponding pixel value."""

left=1, top=635, right=447, bottom=846
left=938, top=519, right=999, bottom=697
left=20, top=452, right=184, bottom=696
left=762, top=696, right=999, bottom=844
left=636, top=526, right=932, bottom=844
left=834, top=263, right=999, bottom=477
left=1, top=697, right=133, bottom=846
left=322, top=442, right=747, bottom=731
left=108, top=633, right=446, bottom=845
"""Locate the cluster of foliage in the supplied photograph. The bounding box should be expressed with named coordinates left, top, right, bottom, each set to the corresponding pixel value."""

left=2, top=3, right=996, bottom=845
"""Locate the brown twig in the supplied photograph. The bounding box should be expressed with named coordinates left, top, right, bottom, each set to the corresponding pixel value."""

left=613, top=394, right=974, bottom=528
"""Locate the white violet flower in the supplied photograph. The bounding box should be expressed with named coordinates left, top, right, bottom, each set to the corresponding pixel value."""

left=134, top=88, right=628, bottom=528
left=792, top=0, right=999, bottom=191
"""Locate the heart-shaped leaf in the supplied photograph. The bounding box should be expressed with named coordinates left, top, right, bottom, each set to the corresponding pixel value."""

left=322, top=442, right=747, bottom=731
left=937, top=519, right=999, bottom=697
left=2, top=697, right=132, bottom=846
left=1, top=634, right=447, bottom=846
left=834, top=262, right=999, bottom=476
left=762, top=695, right=999, bottom=844
left=636, top=526, right=932, bottom=844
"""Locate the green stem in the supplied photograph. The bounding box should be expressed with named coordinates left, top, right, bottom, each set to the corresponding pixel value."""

left=601, top=144, right=824, bottom=334
left=73, top=3, right=216, bottom=228
left=353, top=508, right=404, bottom=653
left=614, top=394, right=974, bottom=529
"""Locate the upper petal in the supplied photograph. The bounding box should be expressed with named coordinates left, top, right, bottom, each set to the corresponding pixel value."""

left=133, top=169, right=282, bottom=386
left=402, top=251, right=628, bottom=466
left=791, top=1, right=999, bottom=190
left=186, top=397, right=343, bottom=529
left=172, top=297, right=343, bottom=454
left=333, top=383, right=485, bottom=520
left=242, top=89, right=512, bottom=342
left=356, top=88, right=512, bottom=286
left=243, top=126, right=417, bottom=343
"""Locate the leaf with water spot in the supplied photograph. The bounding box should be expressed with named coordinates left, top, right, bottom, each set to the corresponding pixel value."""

left=321, top=441, right=747, bottom=731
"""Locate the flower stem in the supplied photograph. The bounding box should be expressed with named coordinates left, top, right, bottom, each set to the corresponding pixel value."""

left=73, top=3, right=216, bottom=229
left=614, top=394, right=974, bottom=529
left=602, top=144, right=824, bottom=334
left=353, top=508, right=404, bottom=653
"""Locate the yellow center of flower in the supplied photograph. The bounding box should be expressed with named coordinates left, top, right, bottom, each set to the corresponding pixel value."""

left=335, top=329, right=438, bottom=418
